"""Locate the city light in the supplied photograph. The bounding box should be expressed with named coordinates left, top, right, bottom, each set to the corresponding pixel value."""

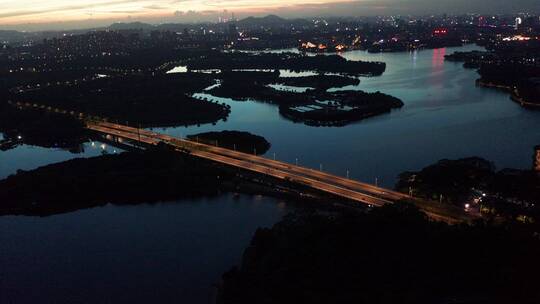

left=1, top=10, right=540, bottom=302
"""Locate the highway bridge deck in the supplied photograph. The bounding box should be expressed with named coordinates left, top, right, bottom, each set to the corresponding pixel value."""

left=87, top=121, right=475, bottom=224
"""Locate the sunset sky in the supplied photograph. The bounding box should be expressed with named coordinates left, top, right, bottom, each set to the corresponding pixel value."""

left=1, top=0, right=538, bottom=30
left=0, top=0, right=347, bottom=24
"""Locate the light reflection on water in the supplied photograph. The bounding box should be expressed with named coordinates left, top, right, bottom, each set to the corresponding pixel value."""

left=0, top=140, right=116, bottom=179
left=0, top=194, right=292, bottom=304
left=2, top=44, right=540, bottom=304
left=155, top=44, right=540, bottom=187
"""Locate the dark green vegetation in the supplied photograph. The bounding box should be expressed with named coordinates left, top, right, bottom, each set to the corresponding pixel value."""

left=208, top=71, right=403, bottom=126
left=445, top=41, right=540, bottom=106
left=397, top=157, right=495, bottom=203
left=0, top=103, right=90, bottom=151
left=8, top=73, right=231, bottom=127
left=444, top=50, right=488, bottom=69
left=274, top=74, right=360, bottom=90
left=219, top=203, right=540, bottom=304
left=0, top=48, right=394, bottom=131
left=512, top=78, right=540, bottom=107
left=0, top=149, right=236, bottom=216
left=478, top=64, right=540, bottom=93
left=187, top=131, right=271, bottom=155
left=0, top=35, right=208, bottom=74
left=396, top=157, right=540, bottom=220
left=0, top=70, right=100, bottom=91
left=280, top=91, right=403, bottom=127
left=188, top=52, right=386, bottom=76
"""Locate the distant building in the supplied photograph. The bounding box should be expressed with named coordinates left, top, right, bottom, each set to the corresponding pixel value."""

left=534, top=146, right=540, bottom=172
left=228, top=23, right=238, bottom=38
left=477, top=16, right=487, bottom=27
left=432, top=28, right=448, bottom=37
left=515, top=17, right=523, bottom=30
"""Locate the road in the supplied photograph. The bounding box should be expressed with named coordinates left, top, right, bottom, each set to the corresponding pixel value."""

left=87, top=121, right=471, bottom=223
left=93, top=121, right=408, bottom=200
left=87, top=121, right=392, bottom=206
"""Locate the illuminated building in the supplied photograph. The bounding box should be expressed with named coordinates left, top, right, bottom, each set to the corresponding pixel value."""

left=335, top=44, right=346, bottom=51
left=301, top=41, right=317, bottom=49
left=515, top=17, right=523, bottom=30
left=502, top=35, right=531, bottom=41
left=433, top=28, right=448, bottom=37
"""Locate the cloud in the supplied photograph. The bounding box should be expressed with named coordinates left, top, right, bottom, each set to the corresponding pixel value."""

left=145, top=4, right=168, bottom=10
left=0, top=0, right=151, bottom=19
left=1, top=0, right=539, bottom=30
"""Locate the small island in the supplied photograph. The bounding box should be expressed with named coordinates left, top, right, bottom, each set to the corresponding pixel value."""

left=187, top=131, right=271, bottom=155
left=187, top=51, right=386, bottom=76
left=273, top=74, right=360, bottom=90
left=0, top=149, right=236, bottom=216
left=279, top=90, right=404, bottom=126
left=206, top=71, right=403, bottom=126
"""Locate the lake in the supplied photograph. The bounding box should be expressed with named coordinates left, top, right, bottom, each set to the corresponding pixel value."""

left=157, top=44, right=540, bottom=187
left=1, top=44, right=540, bottom=303
left=0, top=194, right=291, bottom=303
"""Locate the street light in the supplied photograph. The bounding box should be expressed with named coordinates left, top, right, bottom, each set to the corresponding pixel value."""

left=295, top=158, right=298, bottom=166
left=137, top=123, right=141, bottom=146
left=346, top=170, right=349, bottom=179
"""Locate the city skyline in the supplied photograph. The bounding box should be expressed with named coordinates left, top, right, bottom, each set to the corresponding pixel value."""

left=1, top=0, right=539, bottom=31
left=1, top=1, right=540, bottom=302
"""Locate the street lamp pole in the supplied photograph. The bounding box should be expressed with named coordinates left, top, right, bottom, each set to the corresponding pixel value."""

left=137, top=123, right=141, bottom=146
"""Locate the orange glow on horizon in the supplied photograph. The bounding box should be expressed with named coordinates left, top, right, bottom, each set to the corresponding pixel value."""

left=0, top=0, right=357, bottom=26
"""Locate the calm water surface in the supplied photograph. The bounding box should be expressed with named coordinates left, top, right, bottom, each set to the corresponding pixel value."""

left=0, top=141, right=115, bottom=179
left=1, top=44, right=540, bottom=303
left=157, top=44, right=540, bottom=187
left=1, top=194, right=290, bottom=303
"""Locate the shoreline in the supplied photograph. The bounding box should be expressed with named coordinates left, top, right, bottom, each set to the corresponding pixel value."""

left=475, top=79, right=540, bottom=109
left=0, top=150, right=356, bottom=217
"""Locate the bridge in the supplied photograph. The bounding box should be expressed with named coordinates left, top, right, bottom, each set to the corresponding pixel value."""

left=87, top=121, right=472, bottom=223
